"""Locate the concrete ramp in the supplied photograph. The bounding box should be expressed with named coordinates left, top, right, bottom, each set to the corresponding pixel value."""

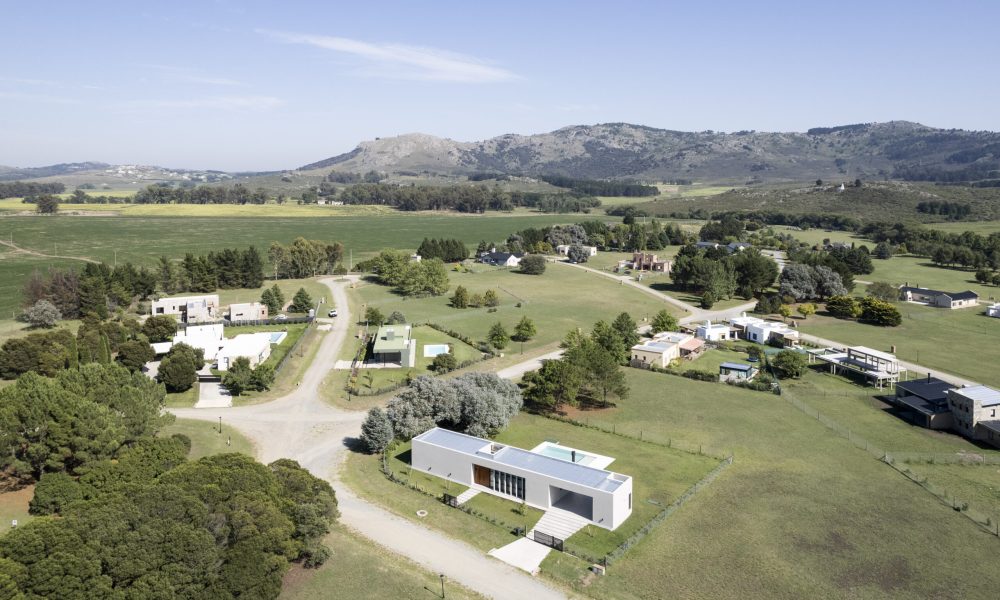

left=488, top=538, right=551, bottom=575
left=527, top=508, right=591, bottom=541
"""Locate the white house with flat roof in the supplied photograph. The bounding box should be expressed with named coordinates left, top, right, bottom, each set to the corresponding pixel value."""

left=729, top=314, right=798, bottom=346
left=411, top=427, right=633, bottom=531
left=217, top=333, right=272, bottom=371
left=695, top=321, right=735, bottom=342
left=370, top=324, right=416, bottom=368
left=228, top=302, right=268, bottom=323
left=987, top=303, right=1000, bottom=318
left=151, top=294, right=219, bottom=323
left=629, top=331, right=704, bottom=369
left=171, top=324, right=225, bottom=361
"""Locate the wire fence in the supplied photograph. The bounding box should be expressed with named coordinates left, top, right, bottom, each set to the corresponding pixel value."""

left=776, top=381, right=1000, bottom=537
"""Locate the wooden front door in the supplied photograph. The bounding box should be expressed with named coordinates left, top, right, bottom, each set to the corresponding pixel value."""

left=473, top=464, right=491, bottom=487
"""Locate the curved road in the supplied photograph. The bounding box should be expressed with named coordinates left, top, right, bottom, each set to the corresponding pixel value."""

left=170, top=276, right=569, bottom=600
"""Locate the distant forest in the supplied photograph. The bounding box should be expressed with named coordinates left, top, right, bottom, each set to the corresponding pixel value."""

left=539, top=174, right=659, bottom=197
left=337, top=183, right=600, bottom=213
left=0, top=181, right=65, bottom=198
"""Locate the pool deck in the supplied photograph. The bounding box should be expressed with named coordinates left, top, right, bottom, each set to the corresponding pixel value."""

left=529, top=441, right=615, bottom=470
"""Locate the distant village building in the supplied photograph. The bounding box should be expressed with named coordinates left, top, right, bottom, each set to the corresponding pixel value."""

left=630, top=252, right=671, bottom=272
left=480, top=251, right=524, bottom=268
left=899, top=285, right=979, bottom=309
left=151, top=294, right=220, bottom=323
left=228, top=302, right=268, bottom=323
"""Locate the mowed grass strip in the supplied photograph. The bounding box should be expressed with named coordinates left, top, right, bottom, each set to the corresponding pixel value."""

left=566, top=368, right=1000, bottom=600
left=159, top=418, right=255, bottom=459
left=0, top=486, right=34, bottom=535
left=279, top=525, right=484, bottom=600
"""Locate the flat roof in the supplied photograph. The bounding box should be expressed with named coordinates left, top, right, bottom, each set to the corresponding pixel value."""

left=632, top=340, right=677, bottom=353
left=218, top=333, right=271, bottom=358
left=849, top=346, right=897, bottom=362
left=978, top=420, right=1000, bottom=435
left=953, top=385, right=1000, bottom=407
left=372, top=324, right=412, bottom=353
left=897, top=395, right=950, bottom=416
left=414, top=428, right=627, bottom=492
left=720, top=362, right=753, bottom=371
left=896, top=378, right=954, bottom=401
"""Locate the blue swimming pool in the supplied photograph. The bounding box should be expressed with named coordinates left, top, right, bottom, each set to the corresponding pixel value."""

left=269, top=332, right=288, bottom=344
left=536, top=444, right=596, bottom=465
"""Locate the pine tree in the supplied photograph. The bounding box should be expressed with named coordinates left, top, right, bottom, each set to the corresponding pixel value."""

left=242, top=246, right=265, bottom=288
left=290, top=288, right=313, bottom=313
left=484, top=289, right=500, bottom=307
left=271, top=284, right=285, bottom=308
left=487, top=322, right=509, bottom=350
left=513, top=316, right=536, bottom=342
left=451, top=286, right=469, bottom=308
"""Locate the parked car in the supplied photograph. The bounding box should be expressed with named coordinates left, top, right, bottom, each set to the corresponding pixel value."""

left=328, top=309, right=338, bottom=317
left=275, top=314, right=288, bottom=320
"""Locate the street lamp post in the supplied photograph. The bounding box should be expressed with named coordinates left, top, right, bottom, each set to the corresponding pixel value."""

left=439, top=574, right=445, bottom=598
left=218, top=416, right=222, bottom=434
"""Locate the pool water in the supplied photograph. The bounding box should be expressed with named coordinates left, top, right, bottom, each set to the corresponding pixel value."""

left=269, top=332, right=288, bottom=344
left=536, top=445, right=596, bottom=465
left=423, top=344, right=450, bottom=358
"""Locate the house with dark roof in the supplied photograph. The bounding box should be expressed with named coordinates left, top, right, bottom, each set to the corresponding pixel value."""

left=719, top=362, right=758, bottom=383
left=894, top=376, right=955, bottom=430
left=947, top=385, right=1000, bottom=448
left=899, top=285, right=979, bottom=309
left=480, top=251, right=524, bottom=268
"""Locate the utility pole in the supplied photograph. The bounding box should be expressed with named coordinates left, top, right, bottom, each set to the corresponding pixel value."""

left=349, top=249, right=353, bottom=271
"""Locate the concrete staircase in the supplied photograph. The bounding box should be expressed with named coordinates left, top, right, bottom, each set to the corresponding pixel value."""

left=455, top=489, right=481, bottom=505
left=527, top=509, right=590, bottom=542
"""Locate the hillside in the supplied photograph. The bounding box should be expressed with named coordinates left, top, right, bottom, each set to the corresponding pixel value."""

left=630, top=181, right=1000, bottom=223
left=301, top=121, right=1000, bottom=183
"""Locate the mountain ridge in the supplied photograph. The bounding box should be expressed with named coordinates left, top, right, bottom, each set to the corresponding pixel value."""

left=299, top=121, right=1000, bottom=183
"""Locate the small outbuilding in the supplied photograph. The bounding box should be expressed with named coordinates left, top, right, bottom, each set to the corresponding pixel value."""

left=719, top=362, right=758, bottom=383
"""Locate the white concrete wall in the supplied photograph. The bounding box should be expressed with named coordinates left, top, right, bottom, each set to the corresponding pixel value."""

left=411, top=436, right=632, bottom=531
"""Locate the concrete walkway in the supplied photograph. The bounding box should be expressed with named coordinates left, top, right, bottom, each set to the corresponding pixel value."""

left=489, top=538, right=552, bottom=575
left=194, top=382, right=231, bottom=408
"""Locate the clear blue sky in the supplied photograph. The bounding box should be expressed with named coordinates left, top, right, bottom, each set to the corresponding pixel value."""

left=2, top=0, right=998, bottom=171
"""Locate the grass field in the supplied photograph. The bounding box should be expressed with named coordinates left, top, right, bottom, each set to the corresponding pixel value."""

left=345, top=411, right=718, bottom=580
left=926, top=220, right=1000, bottom=236
left=280, top=526, right=483, bottom=600
left=868, top=255, right=1000, bottom=301
left=159, top=418, right=255, bottom=459
left=0, top=486, right=33, bottom=535
left=0, top=246, right=85, bottom=319
left=352, top=263, right=684, bottom=354
left=799, top=301, right=1000, bottom=386
left=561, top=368, right=1000, bottom=599
left=352, top=325, right=483, bottom=392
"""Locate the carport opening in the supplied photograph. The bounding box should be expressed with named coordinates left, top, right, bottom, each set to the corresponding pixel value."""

left=549, top=485, right=593, bottom=520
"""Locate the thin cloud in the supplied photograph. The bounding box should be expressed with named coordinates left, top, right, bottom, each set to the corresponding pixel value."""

left=124, top=96, right=282, bottom=110
left=0, top=91, right=79, bottom=104
left=260, top=29, right=517, bottom=83
left=138, top=64, right=245, bottom=86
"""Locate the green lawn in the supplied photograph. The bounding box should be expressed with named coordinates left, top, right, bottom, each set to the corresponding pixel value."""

left=352, top=325, right=483, bottom=392
left=0, top=246, right=87, bottom=317
left=868, top=255, right=1000, bottom=301
left=682, top=347, right=753, bottom=376
left=902, top=463, right=1000, bottom=525
left=799, top=301, right=1000, bottom=386
left=925, top=220, right=1000, bottom=236
left=345, top=411, right=718, bottom=579
left=217, top=278, right=333, bottom=316
left=352, top=264, right=684, bottom=356
left=280, top=526, right=483, bottom=600
left=0, top=486, right=33, bottom=536
left=159, top=418, right=255, bottom=459
left=164, top=386, right=199, bottom=408
left=558, top=368, right=1000, bottom=599
left=775, top=225, right=868, bottom=248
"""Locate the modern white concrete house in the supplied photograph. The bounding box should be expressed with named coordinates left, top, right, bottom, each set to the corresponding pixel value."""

left=151, top=294, right=220, bottom=323
left=172, top=324, right=225, bottom=361
left=217, top=333, right=272, bottom=371
left=228, top=302, right=268, bottom=323
left=411, top=428, right=633, bottom=531
left=629, top=331, right=704, bottom=368
left=729, top=314, right=798, bottom=346
left=987, top=303, right=1000, bottom=318
left=695, top=321, right=735, bottom=342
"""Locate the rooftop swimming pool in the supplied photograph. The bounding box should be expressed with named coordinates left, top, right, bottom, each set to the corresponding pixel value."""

left=534, top=444, right=597, bottom=466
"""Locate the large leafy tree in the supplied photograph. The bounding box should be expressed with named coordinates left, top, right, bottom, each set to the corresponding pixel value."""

left=650, top=309, right=678, bottom=334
